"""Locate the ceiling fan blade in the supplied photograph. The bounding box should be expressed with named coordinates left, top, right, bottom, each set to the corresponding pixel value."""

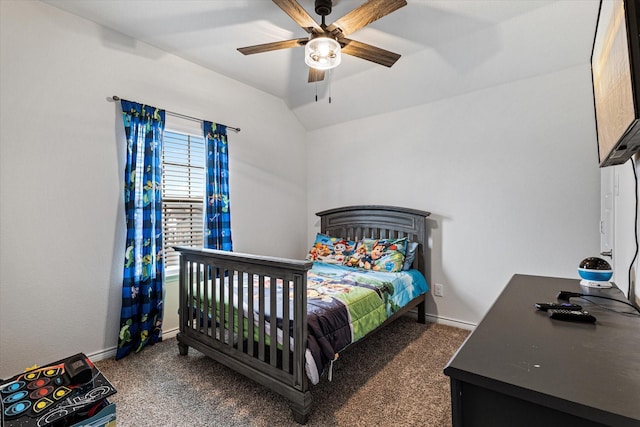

left=273, top=0, right=322, bottom=34
left=340, top=38, right=401, bottom=67
left=238, top=38, right=308, bottom=55
left=327, top=0, right=407, bottom=38
left=308, top=67, right=325, bottom=83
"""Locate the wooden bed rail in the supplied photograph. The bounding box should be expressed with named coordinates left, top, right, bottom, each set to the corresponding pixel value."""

left=174, top=246, right=314, bottom=422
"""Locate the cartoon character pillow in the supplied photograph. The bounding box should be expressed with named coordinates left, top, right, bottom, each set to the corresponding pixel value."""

left=402, top=241, right=420, bottom=270
left=306, top=233, right=355, bottom=264
left=344, top=237, right=407, bottom=272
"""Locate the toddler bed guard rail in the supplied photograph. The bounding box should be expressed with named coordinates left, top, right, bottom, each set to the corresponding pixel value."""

left=175, top=205, right=432, bottom=424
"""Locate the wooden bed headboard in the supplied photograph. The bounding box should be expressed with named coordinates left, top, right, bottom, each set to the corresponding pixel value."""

left=316, top=205, right=431, bottom=283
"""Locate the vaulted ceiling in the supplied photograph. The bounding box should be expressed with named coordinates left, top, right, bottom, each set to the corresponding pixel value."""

left=43, top=0, right=600, bottom=130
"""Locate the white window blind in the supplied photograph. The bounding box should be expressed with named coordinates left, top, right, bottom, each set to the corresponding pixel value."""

left=162, top=130, right=205, bottom=270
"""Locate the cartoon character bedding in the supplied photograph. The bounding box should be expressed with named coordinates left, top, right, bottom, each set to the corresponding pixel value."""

left=192, top=233, right=428, bottom=385
left=304, top=262, right=428, bottom=383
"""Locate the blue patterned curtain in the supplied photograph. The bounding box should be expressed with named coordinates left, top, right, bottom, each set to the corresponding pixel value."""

left=203, top=121, right=232, bottom=250
left=117, top=100, right=165, bottom=360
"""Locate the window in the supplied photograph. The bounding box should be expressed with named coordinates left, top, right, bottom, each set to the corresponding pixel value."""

left=162, top=130, right=205, bottom=270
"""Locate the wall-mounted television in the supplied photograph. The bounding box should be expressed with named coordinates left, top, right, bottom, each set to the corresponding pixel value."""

left=591, top=0, right=640, bottom=167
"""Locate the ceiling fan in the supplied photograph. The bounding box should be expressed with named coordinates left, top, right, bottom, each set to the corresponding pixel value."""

left=237, top=0, right=407, bottom=83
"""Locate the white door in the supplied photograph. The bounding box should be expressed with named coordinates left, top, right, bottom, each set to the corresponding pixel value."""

left=600, top=167, right=615, bottom=268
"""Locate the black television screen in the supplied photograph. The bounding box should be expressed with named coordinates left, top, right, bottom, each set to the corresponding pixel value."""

left=591, top=0, right=640, bottom=167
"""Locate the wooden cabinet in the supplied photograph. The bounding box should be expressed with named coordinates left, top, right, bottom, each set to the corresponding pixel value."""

left=444, top=274, right=640, bottom=427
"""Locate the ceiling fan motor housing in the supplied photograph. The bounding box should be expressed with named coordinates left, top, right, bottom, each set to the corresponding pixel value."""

left=315, top=0, right=332, bottom=17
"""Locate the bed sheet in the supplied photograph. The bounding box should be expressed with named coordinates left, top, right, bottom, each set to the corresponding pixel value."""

left=304, top=262, right=428, bottom=384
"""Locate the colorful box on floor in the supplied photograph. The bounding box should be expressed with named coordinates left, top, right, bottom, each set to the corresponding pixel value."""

left=70, top=399, right=116, bottom=427
left=0, top=353, right=116, bottom=427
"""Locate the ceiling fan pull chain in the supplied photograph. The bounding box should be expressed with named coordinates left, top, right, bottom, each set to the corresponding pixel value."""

left=328, top=69, right=332, bottom=104
left=315, top=82, right=318, bottom=102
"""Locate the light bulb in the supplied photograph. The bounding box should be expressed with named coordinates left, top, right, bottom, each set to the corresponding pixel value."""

left=305, top=37, right=341, bottom=70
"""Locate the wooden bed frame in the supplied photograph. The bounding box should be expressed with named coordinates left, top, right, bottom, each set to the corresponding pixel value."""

left=175, top=205, right=431, bottom=424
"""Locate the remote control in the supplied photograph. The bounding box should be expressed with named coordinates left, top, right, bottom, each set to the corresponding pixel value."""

left=547, top=309, right=596, bottom=323
left=535, top=302, right=582, bottom=311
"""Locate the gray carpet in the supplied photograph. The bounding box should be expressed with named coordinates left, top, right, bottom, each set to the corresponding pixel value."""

left=95, top=314, right=469, bottom=426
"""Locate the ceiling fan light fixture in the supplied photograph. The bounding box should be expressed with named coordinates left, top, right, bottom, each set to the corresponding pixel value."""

left=305, top=36, right=341, bottom=70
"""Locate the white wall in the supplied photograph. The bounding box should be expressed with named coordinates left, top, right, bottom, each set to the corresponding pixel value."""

left=307, top=65, right=601, bottom=326
left=0, top=1, right=307, bottom=378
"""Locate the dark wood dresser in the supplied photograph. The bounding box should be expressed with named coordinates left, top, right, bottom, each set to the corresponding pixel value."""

left=444, top=274, right=640, bottom=427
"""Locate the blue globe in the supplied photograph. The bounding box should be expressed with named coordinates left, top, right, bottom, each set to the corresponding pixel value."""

left=578, top=257, right=613, bottom=282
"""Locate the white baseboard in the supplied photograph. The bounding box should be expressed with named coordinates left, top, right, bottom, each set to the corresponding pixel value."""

left=426, top=314, right=476, bottom=331
left=88, top=346, right=117, bottom=363
left=88, top=317, right=472, bottom=364
left=88, top=327, right=180, bottom=363
left=162, top=327, right=179, bottom=340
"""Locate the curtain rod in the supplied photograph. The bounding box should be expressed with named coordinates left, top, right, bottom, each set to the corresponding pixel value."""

left=111, top=96, right=240, bottom=133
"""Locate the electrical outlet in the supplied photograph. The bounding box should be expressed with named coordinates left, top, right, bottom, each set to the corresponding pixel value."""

left=434, top=283, right=444, bottom=297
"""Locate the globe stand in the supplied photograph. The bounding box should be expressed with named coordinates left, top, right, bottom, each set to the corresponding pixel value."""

left=580, top=279, right=613, bottom=289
